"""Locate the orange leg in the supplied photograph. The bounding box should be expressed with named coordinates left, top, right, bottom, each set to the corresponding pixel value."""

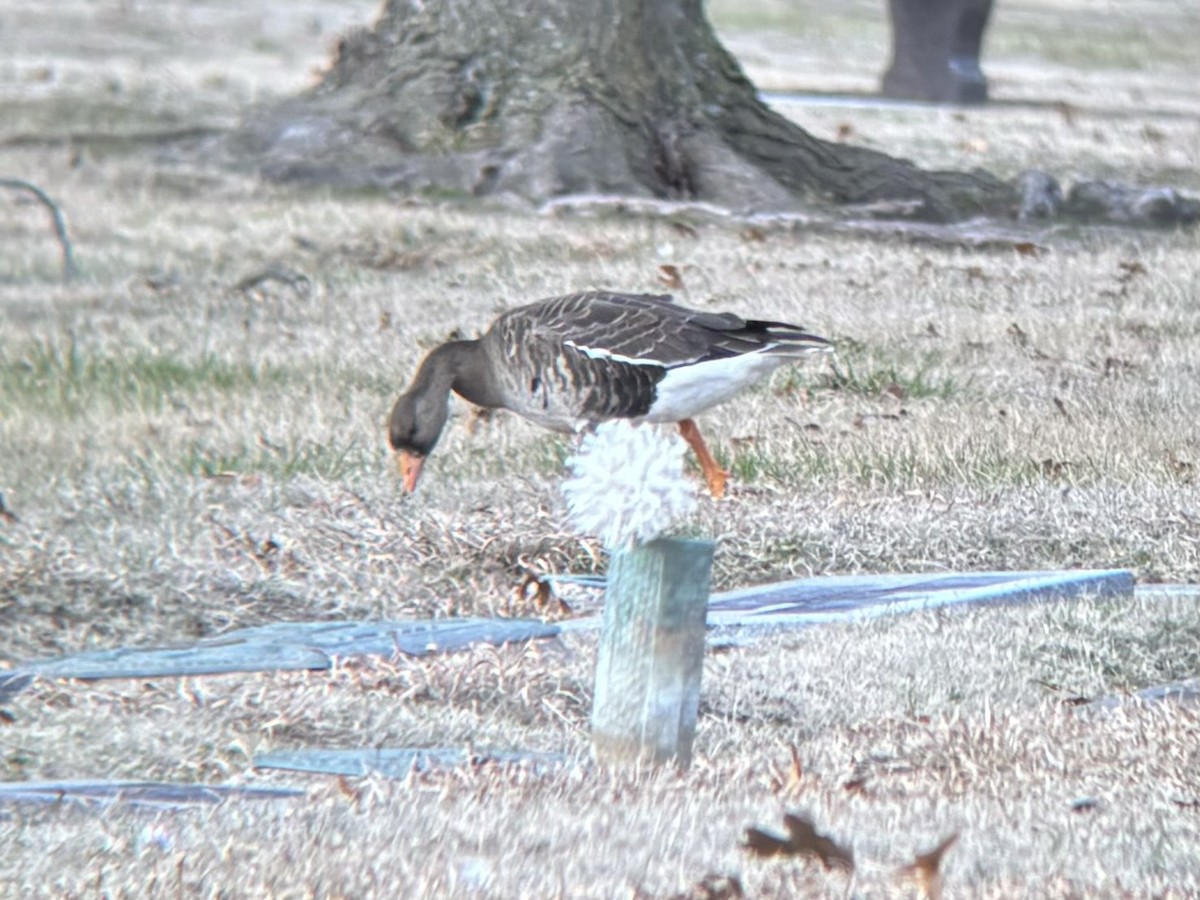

left=678, top=418, right=728, bottom=499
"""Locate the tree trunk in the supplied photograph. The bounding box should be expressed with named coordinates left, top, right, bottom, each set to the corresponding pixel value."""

left=881, top=0, right=993, bottom=103
left=224, top=0, right=1017, bottom=221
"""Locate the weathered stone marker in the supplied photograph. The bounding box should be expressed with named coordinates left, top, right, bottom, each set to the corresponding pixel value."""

left=591, top=537, right=714, bottom=769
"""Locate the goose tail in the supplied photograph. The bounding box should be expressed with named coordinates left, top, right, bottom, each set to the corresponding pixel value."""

left=749, top=320, right=833, bottom=357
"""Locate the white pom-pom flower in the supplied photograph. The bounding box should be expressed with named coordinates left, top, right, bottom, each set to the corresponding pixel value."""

left=562, top=420, right=697, bottom=550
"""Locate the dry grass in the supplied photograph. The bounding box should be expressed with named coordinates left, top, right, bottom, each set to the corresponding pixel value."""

left=3, top=0, right=1200, bottom=896
left=4, top=600, right=1200, bottom=897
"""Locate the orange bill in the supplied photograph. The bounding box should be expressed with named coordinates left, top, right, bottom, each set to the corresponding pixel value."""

left=397, top=451, right=425, bottom=492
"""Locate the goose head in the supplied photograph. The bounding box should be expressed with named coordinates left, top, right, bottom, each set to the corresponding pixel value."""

left=388, top=339, right=494, bottom=492
left=388, top=383, right=450, bottom=492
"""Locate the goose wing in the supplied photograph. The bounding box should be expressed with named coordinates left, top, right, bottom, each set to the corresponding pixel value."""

left=517, top=291, right=829, bottom=368
left=486, top=291, right=828, bottom=425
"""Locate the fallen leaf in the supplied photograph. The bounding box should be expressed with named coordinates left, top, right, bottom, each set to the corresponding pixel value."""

left=1040, top=458, right=1069, bottom=479
left=144, top=273, right=184, bottom=294
left=842, top=775, right=869, bottom=795
left=658, top=264, right=684, bottom=289
left=1006, top=322, right=1029, bottom=348
left=669, top=873, right=744, bottom=899
left=770, top=744, right=804, bottom=795
left=1167, top=452, right=1195, bottom=482
left=740, top=226, right=766, bottom=243
left=898, top=833, right=958, bottom=900
left=743, top=812, right=854, bottom=872
left=0, top=492, right=17, bottom=524
left=1141, top=124, right=1167, bottom=145
left=783, top=813, right=854, bottom=871
left=671, top=221, right=700, bottom=240
left=835, top=122, right=854, bottom=142
left=465, top=407, right=496, bottom=435
left=1013, top=241, right=1042, bottom=257
left=743, top=826, right=791, bottom=857
left=336, top=775, right=363, bottom=806
left=1117, top=260, right=1148, bottom=282
left=516, top=572, right=554, bottom=609
left=1103, top=356, right=1137, bottom=378
left=883, top=382, right=907, bottom=401
left=235, top=264, right=312, bottom=297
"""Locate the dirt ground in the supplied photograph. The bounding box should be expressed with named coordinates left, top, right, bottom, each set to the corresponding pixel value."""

left=2, top=1, right=1200, bottom=896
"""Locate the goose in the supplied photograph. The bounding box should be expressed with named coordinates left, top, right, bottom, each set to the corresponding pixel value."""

left=388, top=290, right=831, bottom=498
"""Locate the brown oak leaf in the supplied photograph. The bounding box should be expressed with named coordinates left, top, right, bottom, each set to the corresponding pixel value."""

left=899, top=833, right=958, bottom=900
left=743, top=812, right=854, bottom=872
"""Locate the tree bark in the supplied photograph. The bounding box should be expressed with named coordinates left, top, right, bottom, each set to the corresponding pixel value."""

left=223, top=0, right=1018, bottom=221
left=882, top=0, right=993, bottom=103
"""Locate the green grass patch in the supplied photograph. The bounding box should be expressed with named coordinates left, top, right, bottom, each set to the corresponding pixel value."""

left=0, top=92, right=217, bottom=142
left=0, top=339, right=293, bottom=416
left=989, top=24, right=1180, bottom=71
left=1028, top=601, right=1200, bottom=691
left=728, top=433, right=1066, bottom=492
left=810, top=350, right=961, bottom=401
left=179, top=436, right=372, bottom=481
left=449, top=432, right=572, bottom=484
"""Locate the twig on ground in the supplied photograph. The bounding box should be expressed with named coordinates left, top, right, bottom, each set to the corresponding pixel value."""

left=235, top=264, right=312, bottom=299
left=0, top=177, right=79, bottom=281
left=0, top=491, right=18, bottom=524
